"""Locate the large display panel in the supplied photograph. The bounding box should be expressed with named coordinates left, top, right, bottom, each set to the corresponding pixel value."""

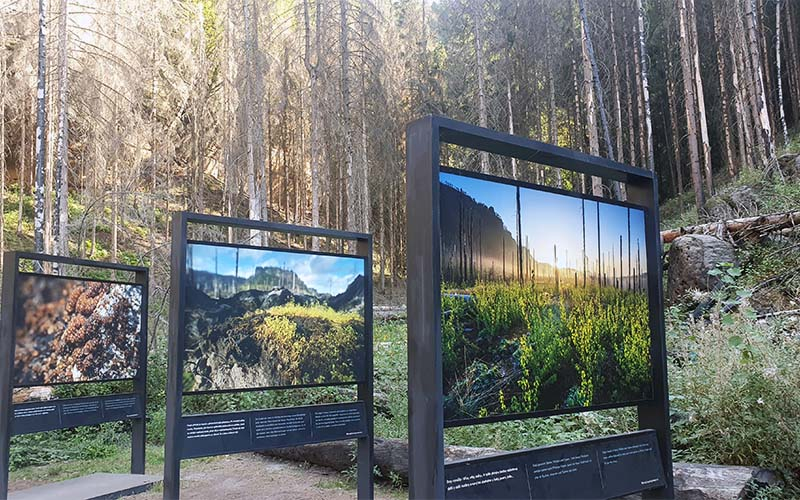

left=0, top=252, right=149, bottom=498
left=183, top=241, right=367, bottom=392
left=13, top=273, right=143, bottom=386
left=440, top=169, right=653, bottom=424
left=164, top=213, right=374, bottom=500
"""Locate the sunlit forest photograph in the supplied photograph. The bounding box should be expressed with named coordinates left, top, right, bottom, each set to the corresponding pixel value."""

left=440, top=172, right=652, bottom=422
left=183, top=243, right=366, bottom=392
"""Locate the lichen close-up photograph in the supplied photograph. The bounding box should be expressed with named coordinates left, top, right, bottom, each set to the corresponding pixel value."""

left=13, top=275, right=143, bottom=385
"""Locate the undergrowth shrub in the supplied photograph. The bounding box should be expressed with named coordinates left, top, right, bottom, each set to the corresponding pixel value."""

left=669, top=310, right=800, bottom=485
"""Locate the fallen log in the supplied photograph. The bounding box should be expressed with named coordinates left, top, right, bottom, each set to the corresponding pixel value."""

left=661, top=210, right=800, bottom=244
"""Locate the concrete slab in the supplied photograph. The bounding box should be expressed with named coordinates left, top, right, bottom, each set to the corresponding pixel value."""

left=9, top=473, right=162, bottom=500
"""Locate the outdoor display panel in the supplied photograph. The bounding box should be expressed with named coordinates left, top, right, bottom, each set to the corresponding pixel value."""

left=0, top=252, right=149, bottom=499
left=406, top=115, right=673, bottom=499
left=183, top=241, right=367, bottom=393
left=13, top=274, right=144, bottom=386
left=440, top=169, right=654, bottom=425
left=164, top=212, right=374, bottom=500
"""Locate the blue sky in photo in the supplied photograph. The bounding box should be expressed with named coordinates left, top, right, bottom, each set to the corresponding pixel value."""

left=519, top=187, right=584, bottom=269
left=518, top=189, right=647, bottom=277
left=440, top=172, right=518, bottom=233
left=187, top=243, right=364, bottom=295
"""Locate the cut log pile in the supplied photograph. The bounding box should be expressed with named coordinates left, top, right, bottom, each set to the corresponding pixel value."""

left=661, top=209, right=800, bottom=244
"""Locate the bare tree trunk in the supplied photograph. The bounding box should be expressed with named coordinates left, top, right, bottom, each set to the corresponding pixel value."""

left=711, top=2, right=735, bottom=177
left=54, top=0, right=69, bottom=257
left=340, top=0, right=357, bottom=231
left=578, top=0, right=616, bottom=168
left=731, top=29, right=756, bottom=168
left=775, top=0, right=789, bottom=145
left=472, top=3, right=489, bottom=173
left=579, top=3, right=602, bottom=196
left=784, top=1, right=800, bottom=122
left=678, top=0, right=705, bottom=208
left=688, top=0, right=713, bottom=195
left=34, top=0, right=47, bottom=257
left=243, top=0, right=260, bottom=238
left=636, top=0, right=655, bottom=172
left=304, top=0, right=322, bottom=249
left=665, top=27, right=683, bottom=194
left=508, top=76, right=520, bottom=178
left=18, top=103, right=26, bottom=235
left=745, top=0, right=777, bottom=164
left=622, top=3, right=637, bottom=166
left=610, top=2, right=624, bottom=164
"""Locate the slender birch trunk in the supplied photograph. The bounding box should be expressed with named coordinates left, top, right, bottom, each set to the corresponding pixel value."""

left=636, top=0, right=654, bottom=172
left=34, top=0, right=47, bottom=256
left=54, top=0, right=69, bottom=257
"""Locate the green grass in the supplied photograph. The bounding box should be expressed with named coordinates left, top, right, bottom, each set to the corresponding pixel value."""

left=441, top=282, right=651, bottom=420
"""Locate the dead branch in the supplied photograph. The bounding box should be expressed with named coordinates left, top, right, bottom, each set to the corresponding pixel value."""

left=662, top=210, right=800, bottom=244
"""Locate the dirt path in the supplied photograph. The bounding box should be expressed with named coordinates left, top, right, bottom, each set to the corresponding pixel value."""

left=130, top=453, right=403, bottom=500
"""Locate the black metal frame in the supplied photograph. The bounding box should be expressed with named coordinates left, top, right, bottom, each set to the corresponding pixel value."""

left=163, top=212, right=374, bottom=500
left=0, top=252, right=149, bottom=500
left=406, top=115, right=673, bottom=499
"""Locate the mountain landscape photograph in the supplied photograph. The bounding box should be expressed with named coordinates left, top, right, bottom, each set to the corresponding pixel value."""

left=440, top=172, right=652, bottom=423
left=183, top=242, right=366, bottom=392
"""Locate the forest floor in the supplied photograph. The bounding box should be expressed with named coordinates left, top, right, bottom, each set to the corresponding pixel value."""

left=9, top=453, right=404, bottom=500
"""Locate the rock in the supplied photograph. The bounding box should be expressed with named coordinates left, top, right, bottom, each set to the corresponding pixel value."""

left=264, top=442, right=781, bottom=499
left=672, top=462, right=781, bottom=500
left=12, top=386, right=55, bottom=404
left=667, top=235, right=736, bottom=302
left=704, top=186, right=759, bottom=220
left=726, top=186, right=759, bottom=214
left=327, top=275, right=365, bottom=311
left=777, top=153, right=799, bottom=178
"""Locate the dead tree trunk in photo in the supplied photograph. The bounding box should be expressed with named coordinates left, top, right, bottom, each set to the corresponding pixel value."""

left=678, top=0, right=705, bottom=208
left=304, top=0, right=321, bottom=247
left=54, top=0, right=69, bottom=257
left=582, top=199, right=586, bottom=287
left=34, top=0, right=47, bottom=256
